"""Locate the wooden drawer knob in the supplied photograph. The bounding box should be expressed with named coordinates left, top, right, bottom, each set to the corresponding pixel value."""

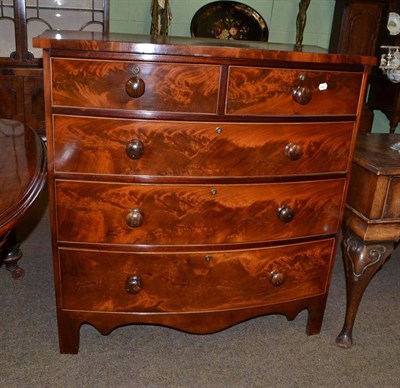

left=126, top=139, right=145, bottom=160
left=126, top=208, right=144, bottom=227
left=277, top=204, right=294, bottom=223
left=125, top=76, right=145, bottom=98
left=269, top=270, right=285, bottom=287
left=292, top=85, right=312, bottom=105
left=284, top=143, right=303, bottom=161
left=126, top=275, right=142, bottom=294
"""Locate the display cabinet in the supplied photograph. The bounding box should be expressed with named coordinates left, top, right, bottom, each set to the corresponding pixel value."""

left=329, top=0, right=390, bottom=56
left=0, top=0, right=110, bottom=137
left=329, top=0, right=400, bottom=133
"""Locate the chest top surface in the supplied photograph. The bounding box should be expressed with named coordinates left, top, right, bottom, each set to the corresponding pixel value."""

left=33, top=30, right=376, bottom=67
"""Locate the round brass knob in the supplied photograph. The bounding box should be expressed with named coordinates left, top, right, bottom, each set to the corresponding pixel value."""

left=284, top=143, right=303, bottom=161
left=269, top=270, right=285, bottom=287
left=277, top=204, right=294, bottom=223
left=125, top=76, right=145, bottom=98
left=126, top=275, right=142, bottom=294
left=292, top=85, right=312, bottom=105
left=126, top=208, right=144, bottom=227
left=126, top=139, right=145, bottom=160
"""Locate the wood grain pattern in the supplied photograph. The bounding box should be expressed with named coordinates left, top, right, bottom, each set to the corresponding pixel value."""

left=0, top=119, right=47, bottom=235
left=226, top=67, right=362, bottom=116
left=53, top=115, right=354, bottom=177
left=24, top=76, right=45, bottom=132
left=59, top=239, right=334, bottom=312
left=353, top=134, right=400, bottom=175
left=338, top=131, right=400, bottom=347
left=0, top=68, right=46, bottom=137
left=383, top=177, right=400, bottom=218
left=33, top=30, right=377, bottom=67
left=344, top=207, right=400, bottom=242
left=347, top=134, right=400, bottom=220
left=51, top=58, right=220, bottom=114
left=346, top=164, right=388, bottom=219
left=0, top=76, right=25, bottom=123
left=34, top=30, right=374, bottom=352
left=55, top=179, right=345, bottom=245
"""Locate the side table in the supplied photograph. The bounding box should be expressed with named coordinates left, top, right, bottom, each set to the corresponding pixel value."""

left=0, top=119, right=46, bottom=279
left=336, top=133, right=400, bottom=348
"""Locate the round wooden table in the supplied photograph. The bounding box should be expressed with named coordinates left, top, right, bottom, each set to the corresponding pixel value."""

left=0, top=119, right=46, bottom=279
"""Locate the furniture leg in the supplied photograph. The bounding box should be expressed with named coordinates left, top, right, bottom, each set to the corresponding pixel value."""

left=57, top=312, right=81, bottom=354
left=306, top=299, right=326, bottom=335
left=4, top=245, right=24, bottom=280
left=336, top=229, right=394, bottom=348
left=0, top=229, right=25, bottom=280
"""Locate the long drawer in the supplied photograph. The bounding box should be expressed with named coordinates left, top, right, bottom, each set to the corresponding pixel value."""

left=226, top=67, right=362, bottom=116
left=59, top=239, right=335, bottom=312
left=55, top=179, right=346, bottom=245
left=50, top=58, right=221, bottom=114
left=52, top=115, right=354, bottom=177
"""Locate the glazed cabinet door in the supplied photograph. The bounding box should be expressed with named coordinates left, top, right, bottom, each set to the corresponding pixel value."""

left=0, top=74, right=25, bottom=123
left=0, top=0, right=110, bottom=137
left=24, top=74, right=45, bottom=131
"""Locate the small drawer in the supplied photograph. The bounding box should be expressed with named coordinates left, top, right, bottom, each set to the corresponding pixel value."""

left=226, top=66, right=362, bottom=116
left=55, top=179, right=345, bottom=245
left=52, top=115, right=354, bottom=177
left=50, top=58, right=221, bottom=114
left=59, top=239, right=335, bottom=312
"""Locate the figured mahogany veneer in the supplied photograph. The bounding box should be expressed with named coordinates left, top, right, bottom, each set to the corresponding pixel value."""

left=59, top=240, right=335, bottom=313
left=53, top=116, right=355, bottom=177
left=51, top=59, right=220, bottom=114
left=55, top=180, right=345, bottom=246
left=34, top=31, right=375, bottom=353
left=226, top=67, right=362, bottom=116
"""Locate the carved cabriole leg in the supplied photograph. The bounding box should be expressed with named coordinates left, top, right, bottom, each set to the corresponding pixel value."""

left=336, top=229, right=394, bottom=348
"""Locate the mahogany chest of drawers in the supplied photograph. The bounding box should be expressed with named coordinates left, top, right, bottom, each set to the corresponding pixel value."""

left=34, top=31, right=375, bottom=353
